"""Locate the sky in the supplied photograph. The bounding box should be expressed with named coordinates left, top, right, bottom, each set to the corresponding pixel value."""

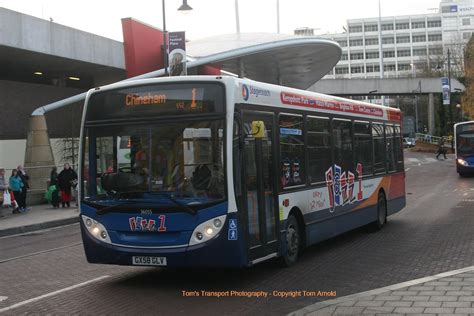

left=0, top=0, right=443, bottom=41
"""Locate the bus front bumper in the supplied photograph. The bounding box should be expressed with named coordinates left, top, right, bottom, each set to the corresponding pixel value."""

left=80, top=220, right=247, bottom=268
left=456, top=158, right=474, bottom=174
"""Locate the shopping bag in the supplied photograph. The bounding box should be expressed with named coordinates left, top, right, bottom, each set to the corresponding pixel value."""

left=44, top=185, right=56, bottom=202
left=3, top=190, right=12, bottom=207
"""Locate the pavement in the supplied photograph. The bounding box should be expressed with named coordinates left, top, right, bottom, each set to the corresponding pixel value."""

left=0, top=203, right=79, bottom=237
left=290, top=266, right=474, bottom=315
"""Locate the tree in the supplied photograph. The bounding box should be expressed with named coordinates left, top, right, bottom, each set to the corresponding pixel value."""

left=461, top=35, right=474, bottom=120
left=55, top=137, right=79, bottom=169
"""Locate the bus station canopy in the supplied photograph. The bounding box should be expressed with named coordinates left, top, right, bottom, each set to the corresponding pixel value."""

left=32, top=33, right=342, bottom=116
left=186, top=33, right=341, bottom=90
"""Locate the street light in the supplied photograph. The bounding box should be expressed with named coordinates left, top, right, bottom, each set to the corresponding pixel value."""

left=162, top=0, right=193, bottom=76
left=178, top=0, right=193, bottom=11
left=368, top=90, right=377, bottom=104
left=456, top=103, right=464, bottom=122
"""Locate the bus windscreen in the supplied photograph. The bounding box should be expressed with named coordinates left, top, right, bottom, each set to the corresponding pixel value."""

left=456, top=124, right=474, bottom=154
left=86, top=83, right=224, bottom=122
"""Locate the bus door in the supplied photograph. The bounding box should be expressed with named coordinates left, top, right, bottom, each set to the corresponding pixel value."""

left=241, top=112, right=279, bottom=262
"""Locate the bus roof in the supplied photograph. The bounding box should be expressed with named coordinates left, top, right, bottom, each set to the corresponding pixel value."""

left=454, top=121, right=474, bottom=128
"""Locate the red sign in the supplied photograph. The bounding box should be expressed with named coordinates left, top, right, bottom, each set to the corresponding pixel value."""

left=280, top=92, right=385, bottom=118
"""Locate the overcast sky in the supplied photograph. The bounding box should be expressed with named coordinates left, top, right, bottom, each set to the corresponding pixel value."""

left=0, top=0, right=442, bottom=41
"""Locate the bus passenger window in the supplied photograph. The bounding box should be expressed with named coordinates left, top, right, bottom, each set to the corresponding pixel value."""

left=332, top=119, right=353, bottom=172
left=372, top=124, right=386, bottom=174
left=354, top=122, right=373, bottom=176
left=385, top=125, right=396, bottom=173
left=307, top=116, right=331, bottom=183
left=279, top=114, right=305, bottom=188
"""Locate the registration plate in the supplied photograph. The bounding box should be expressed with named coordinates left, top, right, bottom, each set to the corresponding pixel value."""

left=132, top=256, right=167, bottom=266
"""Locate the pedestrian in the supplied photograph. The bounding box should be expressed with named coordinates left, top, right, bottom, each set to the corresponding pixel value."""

left=50, top=167, right=58, bottom=186
left=436, top=137, right=447, bottom=159
left=0, top=168, right=8, bottom=217
left=9, top=169, right=25, bottom=213
left=57, top=163, right=78, bottom=208
left=17, top=165, right=30, bottom=211
left=48, top=167, right=60, bottom=208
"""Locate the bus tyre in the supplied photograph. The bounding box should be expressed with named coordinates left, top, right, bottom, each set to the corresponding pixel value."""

left=371, top=192, right=387, bottom=231
left=280, top=215, right=300, bottom=267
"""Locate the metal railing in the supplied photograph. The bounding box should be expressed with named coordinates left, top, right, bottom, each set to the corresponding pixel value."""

left=415, top=133, right=442, bottom=145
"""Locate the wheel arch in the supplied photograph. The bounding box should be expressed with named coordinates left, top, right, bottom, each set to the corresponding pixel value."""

left=288, top=206, right=306, bottom=250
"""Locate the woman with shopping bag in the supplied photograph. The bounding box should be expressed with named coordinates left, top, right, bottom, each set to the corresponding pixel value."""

left=57, top=163, right=77, bottom=208
left=9, top=169, right=25, bottom=213
left=0, top=168, right=8, bottom=217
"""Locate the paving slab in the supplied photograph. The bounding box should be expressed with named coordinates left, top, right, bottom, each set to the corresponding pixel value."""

left=289, top=266, right=474, bottom=315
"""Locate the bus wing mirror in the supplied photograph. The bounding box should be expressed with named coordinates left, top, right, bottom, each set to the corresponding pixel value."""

left=251, top=121, right=265, bottom=139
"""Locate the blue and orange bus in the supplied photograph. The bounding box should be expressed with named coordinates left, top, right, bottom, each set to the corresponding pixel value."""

left=79, top=76, right=406, bottom=267
left=454, top=121, right=474, bottom=177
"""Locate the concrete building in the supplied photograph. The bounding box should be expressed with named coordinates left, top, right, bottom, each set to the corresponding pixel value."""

left=0, top=7, right=126, bottom=171
left=299, top=0, right=474, bottom=79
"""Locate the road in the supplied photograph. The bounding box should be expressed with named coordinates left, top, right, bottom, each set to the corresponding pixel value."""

left=1, top=151, right=473, bottom=315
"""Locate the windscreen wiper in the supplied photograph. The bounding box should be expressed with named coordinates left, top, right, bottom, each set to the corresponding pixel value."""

left=154, top=192, right=197, bottom=215
left=86, top=191, right=197, bottom=215
left=81, top=199, right=135, bottom=215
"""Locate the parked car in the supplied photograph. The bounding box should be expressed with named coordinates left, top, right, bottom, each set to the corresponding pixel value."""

left=403, top=137, right=416, bottom=148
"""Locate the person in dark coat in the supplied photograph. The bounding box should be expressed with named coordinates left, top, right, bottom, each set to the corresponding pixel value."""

left=436, top=137, right=447, bottom=159
left=50, top=167, right=60, bottom=208
left=57, top=163, right=78, bottom=208
left=50, top=167, right=58, bottom=186
left=17, top=165, right=30, bottom=211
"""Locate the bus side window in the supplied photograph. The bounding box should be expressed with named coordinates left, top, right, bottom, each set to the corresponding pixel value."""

left=279, top=114, right=305, bottom=188
left=372, top=123, right=386, bottom=174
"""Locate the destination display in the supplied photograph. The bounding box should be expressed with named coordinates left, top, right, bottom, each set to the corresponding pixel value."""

left=280, top=91, right=384, bottom=118
left=86, top=83, right=224, bottom=121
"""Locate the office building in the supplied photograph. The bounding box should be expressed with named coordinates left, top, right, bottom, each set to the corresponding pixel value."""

left=299, top=0, right=474, bottom=79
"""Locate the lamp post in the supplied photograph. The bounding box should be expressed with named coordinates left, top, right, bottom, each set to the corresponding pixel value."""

left=162, top=0, right=193, bottom=76
left=457, top=103, right=464, bottom=122
left=369, top=90, right=377, bottom=104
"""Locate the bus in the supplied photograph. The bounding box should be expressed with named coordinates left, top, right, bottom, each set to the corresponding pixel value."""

left=79, top=76, right=406, bottom=268
left=454, top=121, right=474, bottom=177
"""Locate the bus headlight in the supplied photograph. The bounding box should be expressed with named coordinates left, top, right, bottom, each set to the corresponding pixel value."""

left=81, top=215, right=111, bottom=244
left=189, top=215, right=226, bottom=246
left=457, top=158, right=469, bottom=166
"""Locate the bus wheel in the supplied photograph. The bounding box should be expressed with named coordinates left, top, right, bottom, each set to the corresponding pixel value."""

left=459, top=172, right=466, bottom=177
left=371, top=192, right=387, bottom=231
left=280, top=215, right=300, bottom=267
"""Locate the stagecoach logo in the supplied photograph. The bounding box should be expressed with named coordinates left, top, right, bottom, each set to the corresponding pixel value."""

left=242, top=84, right=250, bottom=101
left=325, top=163, right=364, bottom=212
left=129, top=215, right=167, bottom=232
left=242, top=84, right=271, bottom=101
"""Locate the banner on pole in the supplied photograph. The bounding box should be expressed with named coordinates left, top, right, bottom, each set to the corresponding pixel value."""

left=441, top=77, right=450, bottom=105
left=168, top=32, right=187, bottom=76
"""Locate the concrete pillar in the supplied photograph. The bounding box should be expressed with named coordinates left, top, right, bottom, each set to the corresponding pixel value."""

left=428, top=93, right=435, bottom=135
left=24, top=115, right=55, bottom=204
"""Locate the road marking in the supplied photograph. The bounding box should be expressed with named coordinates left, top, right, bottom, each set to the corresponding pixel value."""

left=407, top=158, right=420, bottom=163
left=404, top=168, right=411, bottom=172
left=0, top=276, right=109, bottom=313
left=289, top=265, right=474, bottom=316
left=425, top=158, right=438, bottom=162
left=0, top=297, right=7, bottom=303
left=0, top=243, right=82, bottom=264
